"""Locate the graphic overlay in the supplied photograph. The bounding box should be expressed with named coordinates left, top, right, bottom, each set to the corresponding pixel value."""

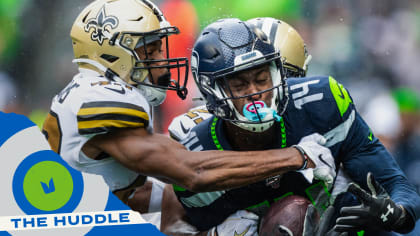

left=0, top=210, right=144, bottom=231
left=0, top=112, right=165, bottom=235
left=12, top=150, right=83, bottom=215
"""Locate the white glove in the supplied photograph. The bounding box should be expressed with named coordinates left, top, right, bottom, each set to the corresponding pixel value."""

left=295, top=133, right=336, bottom=189
left=207, top=210, right=259, bottom=236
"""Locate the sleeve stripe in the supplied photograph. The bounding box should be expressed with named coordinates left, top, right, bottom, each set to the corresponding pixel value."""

left=79, top=126, right=143, bottom=135
left=77, top=114, right=148, bottom=132
left=77, top=113, right=148, bottom=124
left=78, top=120, right=144, bottom=129
left=77, top=102, right=149, bottom=135
left=324, top=110, right=355, bottom=147
left=77, top=107, right=149, bottom=121
left=80, top=101, right=146, bottom=111
left=180, top=190, right=226, bottom=208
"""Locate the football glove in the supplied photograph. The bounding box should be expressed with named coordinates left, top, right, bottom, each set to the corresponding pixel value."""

left=207, top=210, right=258, bottom=236
left=295, top=133, right=336, bottom=189
left=335, top=172, right=410, bottom=233
left=303, top=205, right=348, bottom=236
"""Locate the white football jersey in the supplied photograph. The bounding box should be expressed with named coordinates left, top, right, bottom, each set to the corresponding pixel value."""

left=43, top=69, right=153, bottom=191
left=168, top=105, right=212, bottom=141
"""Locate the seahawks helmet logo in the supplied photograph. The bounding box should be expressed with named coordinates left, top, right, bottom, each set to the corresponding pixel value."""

left=84, top=6, right=118, bottom=45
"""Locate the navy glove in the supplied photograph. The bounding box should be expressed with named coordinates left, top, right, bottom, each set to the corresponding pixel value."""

left=335, top=172, right=410, bottom=233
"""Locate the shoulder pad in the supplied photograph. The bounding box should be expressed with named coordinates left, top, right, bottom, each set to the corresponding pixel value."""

left=286, top=76, right=356, bottom=136
left=168, top=105, right=212, bottom=141
left=75, top=78, right=152, bottom=136
left=287, top=76, right=353, bottom=118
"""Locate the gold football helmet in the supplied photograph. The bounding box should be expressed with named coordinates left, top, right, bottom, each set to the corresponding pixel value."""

left=247, top=17, right=311, bottom=78
left=70, top=0, right=188, bottom=99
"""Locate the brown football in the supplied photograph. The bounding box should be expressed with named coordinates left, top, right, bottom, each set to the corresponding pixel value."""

left=259, top=195, right=316, bottom=236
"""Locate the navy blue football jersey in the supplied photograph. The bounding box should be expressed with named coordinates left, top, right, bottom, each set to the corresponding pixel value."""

left=173, top=76, right=420, bottom=231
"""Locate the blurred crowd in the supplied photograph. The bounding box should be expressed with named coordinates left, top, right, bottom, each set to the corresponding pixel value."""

left=0, top=0, right=419, bottom=231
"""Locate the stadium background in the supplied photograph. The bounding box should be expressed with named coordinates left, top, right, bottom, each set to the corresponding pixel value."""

left=0, top=0, right=420, bottom=235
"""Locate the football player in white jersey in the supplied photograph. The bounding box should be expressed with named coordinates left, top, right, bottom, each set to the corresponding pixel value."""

left=42, top=0, right=331, bottom=221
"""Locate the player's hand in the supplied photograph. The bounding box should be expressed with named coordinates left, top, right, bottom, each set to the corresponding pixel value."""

left=295, top=133, right=336, bottom=189
left=207, top=210, right=258, bottom=236
left=335, top=172, right=410, bottom=233
left=303, top=205, right=348, bottom=236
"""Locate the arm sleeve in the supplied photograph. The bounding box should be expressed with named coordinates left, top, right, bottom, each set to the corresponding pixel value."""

left=323, top=76, right=420, bottom=229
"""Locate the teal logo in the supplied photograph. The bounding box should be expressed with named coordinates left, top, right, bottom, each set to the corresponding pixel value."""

left=13, top=150, right=83, bottom=214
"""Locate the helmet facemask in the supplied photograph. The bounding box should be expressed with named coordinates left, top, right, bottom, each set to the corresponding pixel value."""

left=195, top=51, right=289, bottom=133
left=283, top=61, right=307, bottom=78
left=118, top=26, right=189, bottom=101
left=191, top=18, right=290, bottom=132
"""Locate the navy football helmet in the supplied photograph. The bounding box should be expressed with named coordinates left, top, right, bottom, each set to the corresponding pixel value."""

left=191, top=18, right=288, bottom=132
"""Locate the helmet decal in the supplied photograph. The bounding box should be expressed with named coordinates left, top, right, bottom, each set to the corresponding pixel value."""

left=84, top=6, right=119, bottom=45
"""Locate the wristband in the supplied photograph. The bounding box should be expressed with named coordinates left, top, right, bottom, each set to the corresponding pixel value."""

left=293, top=145, right=308, bottom=171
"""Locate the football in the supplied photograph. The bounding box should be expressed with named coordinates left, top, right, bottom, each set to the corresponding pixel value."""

left=259, top=195, right=316, bottom=236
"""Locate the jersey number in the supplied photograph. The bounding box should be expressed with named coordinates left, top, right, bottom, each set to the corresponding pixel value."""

left=42, top=111, right=63, bottom=154
left=58, top=82, right=80, bottom=104
left=290, top=80, right=323, bottom=109
left=186, top=109, right=209, bottom=124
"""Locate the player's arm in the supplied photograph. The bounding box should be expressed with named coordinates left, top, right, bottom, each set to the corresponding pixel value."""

left=327, top=76, right=419, bottom=224
left=315, top=76, right=419, bottom=233
left=338, top=113, right=420, bottom=233
left=83, top=127, right=309, bottom=192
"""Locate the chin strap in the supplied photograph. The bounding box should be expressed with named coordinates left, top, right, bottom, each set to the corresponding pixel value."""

left=72, top=58, right=126, bottom=84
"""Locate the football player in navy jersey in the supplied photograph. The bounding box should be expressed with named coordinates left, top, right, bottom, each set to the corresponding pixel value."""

left=168, top=17, right=312, bottom=141
left=164, top=18, right=420, bottom=236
